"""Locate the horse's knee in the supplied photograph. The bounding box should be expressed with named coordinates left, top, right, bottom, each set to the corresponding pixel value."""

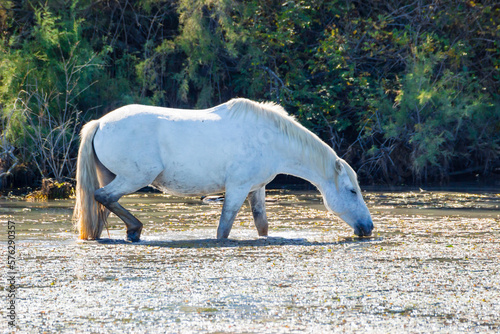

left=94, top=188, right=118, bottom=206
left=251, top=206, right=264, bottom=219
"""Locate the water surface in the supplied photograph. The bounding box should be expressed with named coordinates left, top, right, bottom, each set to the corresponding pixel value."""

left=1, top=190, right=499, bottom=333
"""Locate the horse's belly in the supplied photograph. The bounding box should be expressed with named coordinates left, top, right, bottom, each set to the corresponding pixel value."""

left=151, top=170, right=225, bottom=196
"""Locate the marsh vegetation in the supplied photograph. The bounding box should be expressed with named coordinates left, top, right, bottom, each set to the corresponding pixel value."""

left=1, top=1, right=499, bottom=188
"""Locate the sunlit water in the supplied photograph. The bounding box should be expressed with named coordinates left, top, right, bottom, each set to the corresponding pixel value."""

left=0, top=189, right=499, bottom=333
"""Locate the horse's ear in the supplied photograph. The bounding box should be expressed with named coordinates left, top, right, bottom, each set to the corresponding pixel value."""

left=335, top=159, right=343, bottom=174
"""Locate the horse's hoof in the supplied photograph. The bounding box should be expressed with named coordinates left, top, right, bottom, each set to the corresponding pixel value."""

left=125, top=230, right=141, bottom=243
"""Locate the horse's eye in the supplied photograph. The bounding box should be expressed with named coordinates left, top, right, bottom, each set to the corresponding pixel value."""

left=350, top=189, right=357, bottom=195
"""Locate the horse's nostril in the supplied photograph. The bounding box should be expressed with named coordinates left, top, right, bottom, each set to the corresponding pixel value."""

left=354, top=221, right=373, bottom=237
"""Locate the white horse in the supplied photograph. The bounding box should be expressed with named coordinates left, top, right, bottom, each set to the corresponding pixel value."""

left=73, top=98, right=373, bottom=242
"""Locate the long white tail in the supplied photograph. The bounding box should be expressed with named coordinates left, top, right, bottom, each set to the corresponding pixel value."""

left=73, top=120, right=107, bottom=239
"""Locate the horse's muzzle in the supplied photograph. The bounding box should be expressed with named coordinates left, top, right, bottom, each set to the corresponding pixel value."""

left=353, top=220, right=374, bottom=237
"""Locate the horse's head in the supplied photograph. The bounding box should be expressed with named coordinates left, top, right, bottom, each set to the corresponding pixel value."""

left=320, top=159, right=373, bottom=237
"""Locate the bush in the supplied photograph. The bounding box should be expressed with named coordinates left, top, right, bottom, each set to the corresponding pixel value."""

left=1, top=0, right=498, bottom=187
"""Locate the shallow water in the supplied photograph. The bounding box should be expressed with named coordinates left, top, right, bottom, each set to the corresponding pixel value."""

left=1, top=189, right=499, bottom=333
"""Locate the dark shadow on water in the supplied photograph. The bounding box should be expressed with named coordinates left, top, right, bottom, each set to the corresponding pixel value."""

left=94, top=236, right=381, bottom=248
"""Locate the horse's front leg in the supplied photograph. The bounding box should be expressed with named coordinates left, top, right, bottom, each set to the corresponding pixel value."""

left=216, top=186, right=250, bottom=239
left=249, top=186, right=268, bottom=237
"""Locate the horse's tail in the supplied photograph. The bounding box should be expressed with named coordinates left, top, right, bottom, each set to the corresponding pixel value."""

left=73, top=120, right=107, bottom=240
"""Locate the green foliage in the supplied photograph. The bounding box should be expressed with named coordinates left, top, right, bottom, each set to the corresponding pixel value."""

left=0, top=0, right=499, bottom=185
left=0, top=1, right=105, bottom=180
left=365, top=50, right=498, bottom=182
left=355, top=2, right=500, bottom=183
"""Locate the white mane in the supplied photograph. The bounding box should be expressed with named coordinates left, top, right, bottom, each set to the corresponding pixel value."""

left=225, top=98, right=360, bottom=192
left=226, top=98, right=334, bottom=174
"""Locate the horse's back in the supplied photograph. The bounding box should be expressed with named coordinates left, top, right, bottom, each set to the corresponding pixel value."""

left=92, top=103, right=277, bottom=195
left=98, top=104, right=223, bottom=123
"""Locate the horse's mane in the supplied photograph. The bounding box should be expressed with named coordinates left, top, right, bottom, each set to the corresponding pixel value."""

left=226, top=98, right=360, bottom=192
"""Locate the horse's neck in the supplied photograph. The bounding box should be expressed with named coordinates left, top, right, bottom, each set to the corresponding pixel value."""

left=276, top=138, right=332, bottom=189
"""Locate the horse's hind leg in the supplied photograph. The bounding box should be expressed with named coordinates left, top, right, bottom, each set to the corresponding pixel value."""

left=94, top=177, right=147, bottom=242
left=249, top=187, right=268, bottom=237
left=94, top=158, right=115, bottom=224
left=96, top=157, right=115, bottom=187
